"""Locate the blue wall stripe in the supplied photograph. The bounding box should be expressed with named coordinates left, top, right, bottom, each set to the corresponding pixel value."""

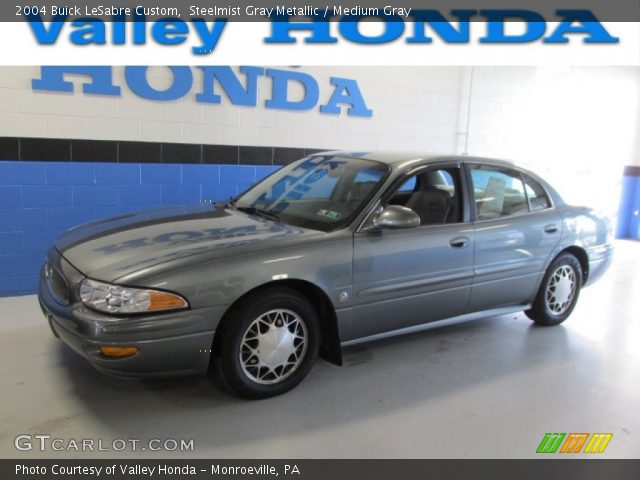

left=616, top=171, right=640, bottom=240
left=0, top=161, right=279, bottom=297
left=629, top=177, right=640, bottom=240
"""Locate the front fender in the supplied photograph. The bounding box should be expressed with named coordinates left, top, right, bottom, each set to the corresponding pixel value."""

left=114, top=230, right=354, bottom=313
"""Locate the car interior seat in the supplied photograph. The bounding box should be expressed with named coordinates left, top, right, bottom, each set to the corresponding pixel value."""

left=406, top=185, right=452, bottom=225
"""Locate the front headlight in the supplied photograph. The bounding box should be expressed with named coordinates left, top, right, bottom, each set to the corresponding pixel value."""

left=79, top=278, right=188, bottom=314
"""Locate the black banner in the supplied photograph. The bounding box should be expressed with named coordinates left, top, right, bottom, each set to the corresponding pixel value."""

left=4, top=460, right=640, bottom=480
left=4, top=0, right=640, bottom=22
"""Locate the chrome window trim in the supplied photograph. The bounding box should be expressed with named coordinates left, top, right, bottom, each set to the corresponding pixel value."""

left=466, top=162, right=556, bottom=223
left=469, top=205, right=557, bottom=224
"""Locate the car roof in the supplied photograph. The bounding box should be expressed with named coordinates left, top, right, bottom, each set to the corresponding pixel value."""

left=311, top=151, right=516, bottom=168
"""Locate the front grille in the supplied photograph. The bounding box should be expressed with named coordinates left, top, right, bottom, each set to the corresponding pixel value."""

left=46, top=262, right=69, bottom=304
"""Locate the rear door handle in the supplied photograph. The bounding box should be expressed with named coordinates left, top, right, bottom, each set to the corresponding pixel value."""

left=450, top=237, right=469, bottom=248
left=544, top=224, right=559, bottom=234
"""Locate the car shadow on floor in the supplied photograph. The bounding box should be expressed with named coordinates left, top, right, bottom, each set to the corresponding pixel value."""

left=51, top=310, right=586, bottom=454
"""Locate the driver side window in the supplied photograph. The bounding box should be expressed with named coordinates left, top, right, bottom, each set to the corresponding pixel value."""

left=388, top=168, right=462, bottom=225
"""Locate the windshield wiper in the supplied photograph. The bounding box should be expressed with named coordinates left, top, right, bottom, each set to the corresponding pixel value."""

left=226, top=197, right=281, bottom=223
left=235, top=206, right=282, bottom=223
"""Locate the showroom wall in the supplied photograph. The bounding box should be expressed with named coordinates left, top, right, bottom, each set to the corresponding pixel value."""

left=460, top=66, right=640, bottom=215
left=1, top=66, right=638, bottom=296
left=0, top=66, right=465, bottom=295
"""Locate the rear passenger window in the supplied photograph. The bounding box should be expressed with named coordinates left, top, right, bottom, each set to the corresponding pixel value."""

left=470, top=165, right=528, bottom=220
left=523, top=175, right=551, bottom=211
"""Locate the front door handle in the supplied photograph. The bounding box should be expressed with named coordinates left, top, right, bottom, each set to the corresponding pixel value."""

left=544, top=224, right=559, bottom=234
left=450, top=237, right=469, bottom=248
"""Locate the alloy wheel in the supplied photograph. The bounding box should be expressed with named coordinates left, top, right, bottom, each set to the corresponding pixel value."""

left=239, top=309, right=308, bottom=385
left=545, top=265, right=577, bottom=315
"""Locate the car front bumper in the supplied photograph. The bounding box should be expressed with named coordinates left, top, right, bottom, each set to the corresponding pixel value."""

left=38, top=250, right=227, bottom=378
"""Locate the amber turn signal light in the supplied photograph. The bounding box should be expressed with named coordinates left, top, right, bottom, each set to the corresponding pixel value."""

left=100, top=346, right=139, bottom=358
left=148, top=291, right=188, bottom=311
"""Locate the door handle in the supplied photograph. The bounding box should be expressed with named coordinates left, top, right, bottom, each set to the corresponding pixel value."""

left=544, top=224, right=559, bottom=234
left=450, top=237, right=469, bottom=248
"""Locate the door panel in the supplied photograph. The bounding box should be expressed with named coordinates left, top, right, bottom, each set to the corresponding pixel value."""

left=469, top=209, right=562, bottom=312
left=466, top=163, right=562, bottom=312
left=350, top=224, right=475, bottom=340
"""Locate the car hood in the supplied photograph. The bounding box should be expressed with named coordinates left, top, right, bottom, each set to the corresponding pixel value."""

left=55, top=204, right=319, bottom=282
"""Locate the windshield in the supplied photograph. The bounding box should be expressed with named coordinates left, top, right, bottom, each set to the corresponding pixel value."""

left=234, top=155, right=389, bottom=231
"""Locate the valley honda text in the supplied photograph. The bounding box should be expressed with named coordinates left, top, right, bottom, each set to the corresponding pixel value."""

left=24, top=9, right=619, bottom=55
left=16, top=463, right=299, bottom=477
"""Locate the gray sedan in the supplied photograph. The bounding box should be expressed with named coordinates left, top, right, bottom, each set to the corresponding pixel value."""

left=38, top=152, right=613, bottom=398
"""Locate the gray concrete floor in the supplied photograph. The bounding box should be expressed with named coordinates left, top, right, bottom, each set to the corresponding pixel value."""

left=0, top=241, right=638, bottom=459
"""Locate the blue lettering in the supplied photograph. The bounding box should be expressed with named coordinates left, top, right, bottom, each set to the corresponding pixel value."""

left=125, top=66, right=193, bottom=101
left=265, top=15, right=338, bottom=44
left=26, top=10, right=617, bottom=53
left=151, top=19, right=189, bottom=46
left=26, top=13, right=67, bottom=44
left=480, top=10, right=547, bottom=43
left=407, top=10, right=475, bottom=43
left=112, top=14, right=126, bottom=44
left=69, top=19, right=106, bottom=45
left=266, top=68, right=319, bottom=111
left=339, top=18, right=404, bottom=44
left=304, top=169, right=328, bottom=184
left=133, top=12, right=146, bottom=44
left=196, top=66, right=264, bottom=105
left=32, top=67, right=371, bottom=117
left=94, top=238, right=152, bottom=255
left=32, top=66, right=121, bottom=95
left=154, top=231, right=202, bottom=243
left=320, top=77, right=373, bottom=117
left=544, top=10, right=619, bottom=43
left=191, top=19, right=227, bottom=54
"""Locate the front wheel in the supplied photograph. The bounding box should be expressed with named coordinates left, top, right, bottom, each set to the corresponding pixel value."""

left=526, top=253, right=582, bottom=326
left=214, top=287, right=320, bottom=399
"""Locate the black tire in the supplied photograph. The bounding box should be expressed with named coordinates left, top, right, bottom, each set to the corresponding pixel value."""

left=526, top=253, right=582, bottom=326
left=213, top=287, right=320, bottom=399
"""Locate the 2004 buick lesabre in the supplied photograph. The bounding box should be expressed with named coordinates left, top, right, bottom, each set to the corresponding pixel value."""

left=38, top=152, right=613, bottom=398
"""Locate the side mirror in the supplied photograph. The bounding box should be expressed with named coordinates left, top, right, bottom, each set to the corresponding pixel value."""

left=373, top=205, right=421, bottom=229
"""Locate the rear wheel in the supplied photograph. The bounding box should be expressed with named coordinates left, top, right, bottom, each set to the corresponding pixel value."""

left=526, top=253, right=582, bottom=326
left=214, top=287, right=320, bottom=399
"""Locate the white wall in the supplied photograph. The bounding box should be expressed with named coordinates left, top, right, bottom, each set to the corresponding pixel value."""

left=632, top=68, right=640, bottom=167
left=1, top=65, right=639, bottom=212
left=460, top=66, right=640, bottom=212
left=0, top=66, right=465, bottom=153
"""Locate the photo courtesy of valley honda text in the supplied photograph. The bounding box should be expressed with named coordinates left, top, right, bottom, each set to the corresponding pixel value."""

left=0, top=1, right=638, bottom=479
